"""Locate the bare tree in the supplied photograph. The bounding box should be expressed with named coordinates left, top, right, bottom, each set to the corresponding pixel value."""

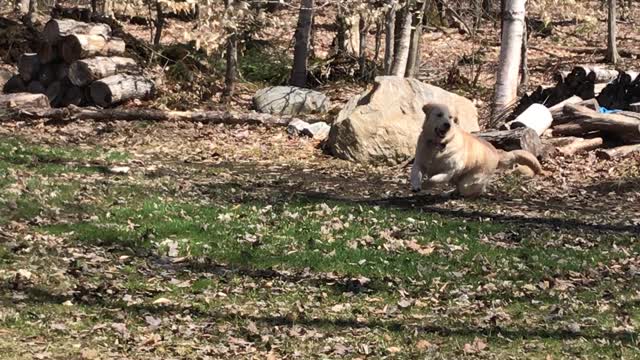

left=606, top=0, right=620, bottom=64
left=153, top=1, right=165, bottom=46
left=390, top=1, right=413, bottom=76
left=493, top=0, right=526, bottom=116
left=383, top=0, right=396, bottom=74
left=359, top=13, right=369, bottom=79
left=222, top=0, right=238, bottom=101
left=405, top=0, right=428, bottom=77
left=519, top=17, right=528, bottom=91
left=290, top=0, right=314, bottom=87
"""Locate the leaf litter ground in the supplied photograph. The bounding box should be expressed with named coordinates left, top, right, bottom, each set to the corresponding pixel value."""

left=1, top=119, right=640, bottom=359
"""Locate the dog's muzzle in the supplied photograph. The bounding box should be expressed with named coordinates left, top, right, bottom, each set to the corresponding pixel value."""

left=436, top=123, right=451, bottom=138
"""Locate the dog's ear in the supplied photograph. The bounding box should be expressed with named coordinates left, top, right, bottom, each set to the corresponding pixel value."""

left=450, top=115, right=459, bottom=125
left=422, top=103, right=435, bottom=117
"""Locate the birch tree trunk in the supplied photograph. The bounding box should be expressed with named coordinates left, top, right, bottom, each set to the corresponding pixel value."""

left=405, top=0, right=428, bottom=77
left=493, top=0, right=526, bottom=116
left=383, top=0, right=396, bottom=75
left=390, top=2, right=413, bottom=76
left=290, top=0, right=314, bottom=87
left=606, top=0, right=620, bottom=64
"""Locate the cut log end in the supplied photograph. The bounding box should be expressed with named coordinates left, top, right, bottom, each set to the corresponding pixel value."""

left=90, top=74, right=154, bottom=107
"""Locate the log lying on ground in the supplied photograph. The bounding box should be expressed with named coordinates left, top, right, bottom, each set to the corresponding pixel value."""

left=54, top=63, right=69, bottom=81
left=505, top=103, right=553, bottom=136
left=90, top=74, right=154, bottom=107
left=69, top=57, right=139, bottom=86
left=61, top=34, right=126, bottom=63
left=556, top=137, right=604, bottom=156
left=61, top=86, right=86, bottom=107
left=0, top=93, right=50, bottom=109
left=37, top=64, right=56, bottom=86
left=18, top=53, right=40, bottom=82
left=0, top=106, right=295, bottom=127
left=3, top=75, right=26, bottom=93
left=560, top=104, right=640, bottom=142
left=43, top=18, right=111, bottom=43
left=552, top=98, right=601, bottom=125
left=596, top=144, right=640, bottom=160
left=474, top=127, right=543, bottom=157
left=45, top=81, right=64, bottom=107
left=38, top=42, right=59, bottom=64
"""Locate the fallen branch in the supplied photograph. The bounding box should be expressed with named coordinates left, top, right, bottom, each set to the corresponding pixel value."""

left=0, top=105, right=298, bottom=127
left=557, top=137, right=603, bottom=156
left=595, top=144, right=640, bottom=160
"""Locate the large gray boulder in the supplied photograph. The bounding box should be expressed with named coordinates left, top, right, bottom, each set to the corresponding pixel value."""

left=253, top=86, right=330, bottom=115
left=325, top=76, right=479, bottom=165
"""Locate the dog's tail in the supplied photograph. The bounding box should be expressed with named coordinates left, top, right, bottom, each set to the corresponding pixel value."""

left=498, top=150, right=542, bottom=174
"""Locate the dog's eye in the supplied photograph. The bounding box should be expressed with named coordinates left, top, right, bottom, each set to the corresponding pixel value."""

left=437, top=112, right=444, bottom=118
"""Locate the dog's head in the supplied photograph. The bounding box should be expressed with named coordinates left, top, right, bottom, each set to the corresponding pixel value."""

left=422, top=103, right=459, bottom=141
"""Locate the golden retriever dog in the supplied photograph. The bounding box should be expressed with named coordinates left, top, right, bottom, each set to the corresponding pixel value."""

left=410, top=103, right=542, bottom=197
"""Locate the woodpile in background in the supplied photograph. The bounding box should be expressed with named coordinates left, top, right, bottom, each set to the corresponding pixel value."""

left=492, top=66, right=640, bottom=162
left=1, top=18, right=154, bottom=110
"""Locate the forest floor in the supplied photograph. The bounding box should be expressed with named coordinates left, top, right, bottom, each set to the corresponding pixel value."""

left=2, top=1, right=640, bottom=359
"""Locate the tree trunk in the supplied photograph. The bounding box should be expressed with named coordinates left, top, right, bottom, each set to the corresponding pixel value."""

left=358, top=14, right=368, bottom=79
left=383, top=0, right=396, bottom=75
left=493, top=0, right=526, bottom=116
left=390, top=2, right=413, bottom=76
left=0, top=93, right=50, bottom=109
left=43, top=19, right=111, bottom=43
left=475, top=127, right=543, bottom=157
left=90, top=74, right=155, bottom=107
left=153, top=0, right=164, bottom=46
left=374, top=18, right=383, bottom=64
left=61, top=34, right=126, bottom=63
left=405, top=0, right=427, bottom=77
left=606, top=0, right=620, bottom=64
left=69, top=56, right=139, bottom=86
left=336, top=7, right=347, bottom=54
left=290, top=0, right=314, bottom=87
left=221, top=0, right=237, bottom=101
left=18, top=53, right=41, bottom=82
left=519, top=16, right=528, bottom=91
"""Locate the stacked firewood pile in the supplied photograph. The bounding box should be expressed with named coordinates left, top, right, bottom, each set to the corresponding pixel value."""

left=0, top=18, right=154, bottom=109
left=488, top=66, right=640, bottom=162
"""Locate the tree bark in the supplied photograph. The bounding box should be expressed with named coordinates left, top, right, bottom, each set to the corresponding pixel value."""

left=383, top=0, right=396, bottom=75
left=606, top=0, right=620, bottom=64
left=1, top=106, right=298, bottom=127
left=68, top=56, right=139, bottom=86
left=596, top=144, right=640, bottom=160
left=519, top=16, right=528, bottom=90
left=290, top=0, right=314, bottom=87
left=221, top=0, right=237, bottom=101
left=0, top=93, right=50, bottom=109
left=390, top=2, right=413, bottom=76
left=358, top=13, right=368, bottom=79
left=557, top=137, right=604, bottom=155
left=18, top=53, right=41, bottom=82
left=493, top=0, right=526, bottom=116
left=475, top=127, right=543, bottom=157
left=153, top=0, right=165, bottom=46
left=405, top=0, right=427, bottom=77
left=43, top=19, right=111, bottom=43
left=90, top=74, right=155, bottom=107
left=61, top=34, right=126, bottom=63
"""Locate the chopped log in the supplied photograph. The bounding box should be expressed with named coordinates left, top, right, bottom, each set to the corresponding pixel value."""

left=38, top=42, right=59, bottom=64
left=474, top=127, right=543, bottom=158
left=26, top=81, right=46, bottom=94
left=68, top=56, right=139, bottom=86
left=506, top=103, right=553, bottom=136
left=552, top=98, right=601, bottom=125
left=0, top=69, right=12, bottom=92
left=90, top=74, right=154, bottom=107
left=0, top=93, right=50, bottom=109
left=45, top=81, right=64, bottom=107
left=572, top=66, right=620, bottom=83
left=54, top=63, right=69, bottom=81
left=61, top=34, right=126, bottom=63
left=18, top=53, right=41, bottom=82
left=557, top=137, right=603, bottom=156
left=631, top=102, right=640, bottom=112
left=542, top=136, right=585, bottom=148
left=37, top=65, right=56, bottom=87
left=43, top=19, right=111, bottom=43
left=1, top=106, right=295, bottom=127
left=595, top=144, right=640, bottom=160
left=61, top=86, right=86, bottom=107
left=3, top=75, right=27, bottom=93
left=560, top=104, right=640, bottom=142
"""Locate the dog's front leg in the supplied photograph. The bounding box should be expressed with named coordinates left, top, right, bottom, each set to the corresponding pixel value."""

left=410, top=164, right=424, bottom=192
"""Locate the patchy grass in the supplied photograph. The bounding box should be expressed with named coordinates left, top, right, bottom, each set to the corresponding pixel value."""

left=1, top=134, right=640, bottom=359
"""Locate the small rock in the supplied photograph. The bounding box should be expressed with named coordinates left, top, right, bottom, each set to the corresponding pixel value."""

left=287, top=119, right=331, bottom=141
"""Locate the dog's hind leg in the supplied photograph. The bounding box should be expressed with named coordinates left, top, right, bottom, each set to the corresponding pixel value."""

left=456, top=173, right=488, bottom=197
left=410, top=163, right=425, bottom=192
